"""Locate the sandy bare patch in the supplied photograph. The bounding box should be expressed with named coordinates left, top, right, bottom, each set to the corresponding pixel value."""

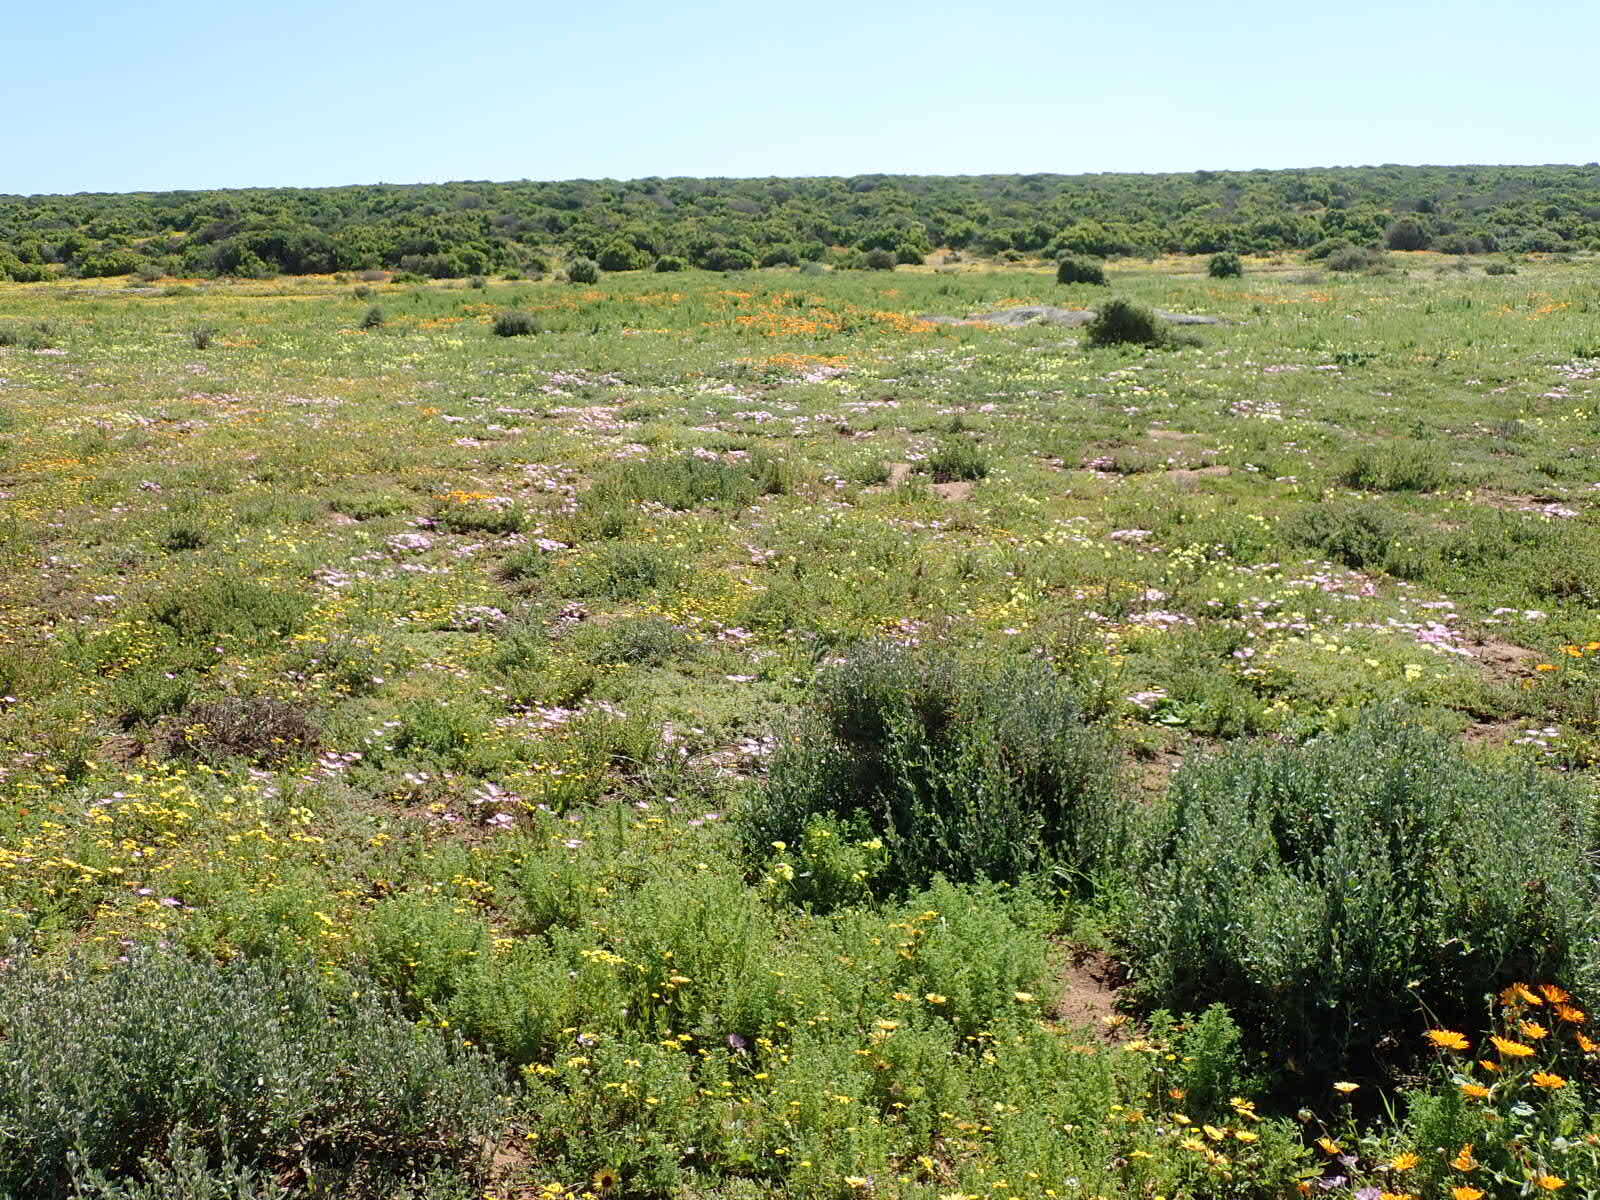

left=1050, top=949, right=1125, bottom=1042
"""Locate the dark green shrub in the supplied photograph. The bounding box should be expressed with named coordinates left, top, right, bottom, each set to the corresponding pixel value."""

left=1385, top=216, right=1431, bottom=250
left=744, top=644, right=1125, bottom=893
left=1485, top=261, right=1517, bottom=275
left=863, top=248, right=897, bottom=270
left=699, top=245, right=756, bottom=272
left=158, top=522, right=208, bottom=552
left=597, top=240, right=650, bottom=272
left=433, top=499, right=526, bottom=534
left=359, top=305, right=385, bottom=329
left=468, top=274, right=487, bottom=288
left=1326, top=244, right=1386, bottom=272
left=0, top=949, right=503, bottom=1199
left=1116, top=712, right=1599, bottom=1087
left=1085, top=298, right=1165, bottom=347
left=1206, top=251, right=1243, bottom=278
left=567, top=257, right=599, bottom=284
left=492, top=309, right=539, bottom=337
left=1055, top=255, right=1107, bottom=285
left=653, top=255, right=686, bottom=272
left=1337, top=440, right=1448, bottom=491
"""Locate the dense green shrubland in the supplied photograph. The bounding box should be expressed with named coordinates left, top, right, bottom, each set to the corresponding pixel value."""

left=5, top=163, right=1600, bottom=280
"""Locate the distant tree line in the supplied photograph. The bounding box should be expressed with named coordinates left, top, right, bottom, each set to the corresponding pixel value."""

left=2, top=164, right=1598, bottom=281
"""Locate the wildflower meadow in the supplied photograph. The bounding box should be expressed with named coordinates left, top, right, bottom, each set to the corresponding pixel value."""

left=0, top=248, right=1597, bottom=1198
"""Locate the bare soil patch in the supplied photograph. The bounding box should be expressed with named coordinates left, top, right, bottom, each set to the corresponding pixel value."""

left=1049, top=949, right=1126, bottom=1042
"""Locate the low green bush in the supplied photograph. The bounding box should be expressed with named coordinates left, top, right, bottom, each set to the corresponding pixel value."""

left=1056, top=255, right=1108, bottom=285
left=492, top=309, right=539, bottom=337
left=567, top=257, right=600, bottom=284
left=1326, top=244, right=1388, bottom=272
left=927, top=435, right=989, bottom=482
left=1281, top=497, right=1408, bottom=569
left=744, top=643, right=1126, bottom=893
left=359, top=305, right=385, bottom=329
left=1116, top=711, right=1600, bottom=1086
left=1337, top=440, right=1449, bottom=491
left=560, top=540, right=683, bottom=600
left=587, top=451, right=786, bottom=512
left=1207, top=251, right=1243, bottom=278
left=1085, top=298, right=1166, bottom=347
left=149, top=578, right=312, bottom=644
left=0, top=949, right=503, bottom=1199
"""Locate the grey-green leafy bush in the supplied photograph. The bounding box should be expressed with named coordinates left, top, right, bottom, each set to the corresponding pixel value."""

left=567, top=257, right=599, bottom=284
left=744, top=643, right=1125, bottom=893
left=0, top=949, right=504, bottom=1199
left=1116, top=711, right=1600, bottom=1084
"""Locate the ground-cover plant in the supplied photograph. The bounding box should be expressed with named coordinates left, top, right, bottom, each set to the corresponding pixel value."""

left=586, top=450, right=786, bottom=511
left=744, top=643, right=1126, bottom=894
left=1116, top=710, right=1600, bottom=1089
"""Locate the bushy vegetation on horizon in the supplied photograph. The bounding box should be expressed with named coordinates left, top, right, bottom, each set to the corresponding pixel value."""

left=3, top=163, right=1600, bottom=280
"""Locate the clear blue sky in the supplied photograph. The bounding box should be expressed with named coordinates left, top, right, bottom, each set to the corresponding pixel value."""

left=7, top=0, right=1597, bottom=195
